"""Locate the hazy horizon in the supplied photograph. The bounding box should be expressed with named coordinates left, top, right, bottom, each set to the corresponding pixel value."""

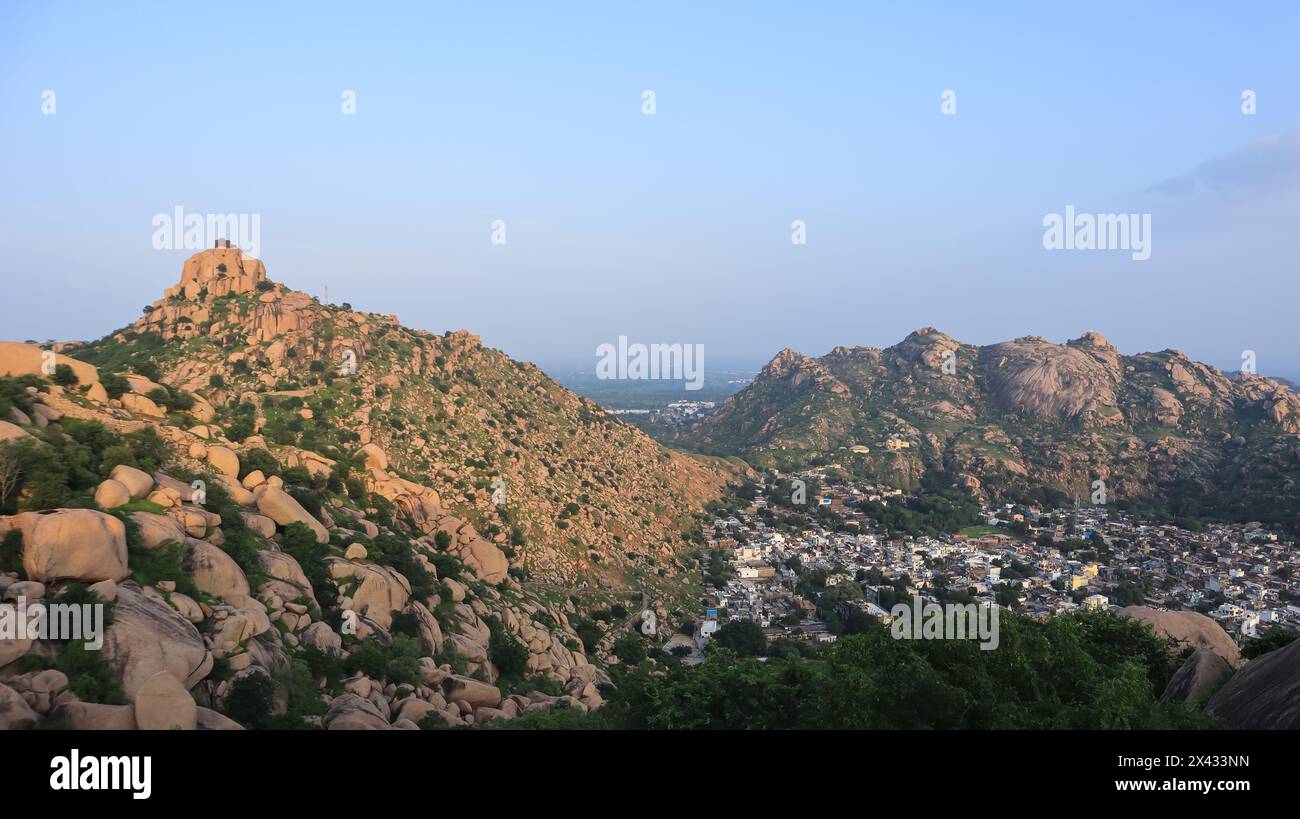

left=4, top=2, right=1299, bottom=381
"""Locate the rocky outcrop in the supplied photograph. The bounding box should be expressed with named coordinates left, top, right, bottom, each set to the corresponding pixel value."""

left=693, top=329, right=1300, bottom=523
left=94, top=479, right=131, bottom=509
left=1160, top=647, right=1231, bottom=705
left=131, top=511, right=189, bottom=550
left=185, top=540, right=251, bottom=600
left=22, top=509, right=129, bottom=584
left=1207, top=638, right=1300, bottom=729
left=103, top=583, right=213, bottom=700
left=0, top=682, right=39, bottom=730
left=457, top=536, right=509, bottom=584
left=206, top=445, right=240, bottom=479
left=50, top=701, right=139, bottom=730
left=323, top=693, right=390, bottom=730
left=109, top=464, right=155, bottom=499
left=443, top=675, right=502, bottom=709
left=170, top=246, right=267, bottom=301
left=1119, top=606, right=1242, bottom=668
left=255, top=485, right=328, bottom=544
left=133, top=670, right=198, bottom=730
left=0, top=341, right=107, bottom=402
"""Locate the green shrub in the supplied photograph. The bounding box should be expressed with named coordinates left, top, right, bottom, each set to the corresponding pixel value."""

left=126, top=536, right=199, bottom=598
left=240, top=448, right=281, bottom=479
left=51, top=363, right=79, bottom=387
left=99, top=372, right=130, bottom=399
left=225, top=672, right=276, bottom=729
left=0, top=530, right=23, bottom=575
left=343, top=634, right=422, bottom=686
left=486, top=616, right=528, bottom=679
left=612, top=633, right=647, bottom=666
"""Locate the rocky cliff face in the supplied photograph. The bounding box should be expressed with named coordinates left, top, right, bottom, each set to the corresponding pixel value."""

left=685, top=328, right=1300, bottom=529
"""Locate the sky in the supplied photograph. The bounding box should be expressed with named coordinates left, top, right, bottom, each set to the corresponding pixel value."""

left=2, top=1, right=1299, bottom=380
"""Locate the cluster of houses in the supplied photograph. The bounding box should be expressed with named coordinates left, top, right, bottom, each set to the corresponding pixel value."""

left=687, top=472, right=1300, bottom=651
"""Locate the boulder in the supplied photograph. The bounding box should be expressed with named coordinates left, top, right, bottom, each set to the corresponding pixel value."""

left=88, top=579, right=118, bottom=602
left=147, top=488, right=180, bottom=509
left=94, top=479, right=131, bottom=509
left=23, top=509, right=129, bottom=583
left=30, top=403, right=61, bottom=424
left=240, top=512, right=277, bottom=538
left=185, top=540, right=250, bottom=600
left=121, top=392, right=165, bottom=417
left=133, top=670, right=198, bottom=730
left=358, top=443, right=388, bottom=471
left=404, top=600, right=444, bottom=655
left=0, top=682, right=40, bottom=729
left=51, top=701, right=138, bottom=730
left=300, top=622, right=343, bottom=656
left=457, top=537, right=509, bottom=584
left=109, top=464, right=155, bottom=499
left=393, top=696, right=441, bottom=725
left=441, top=577, right=467, bottom=603
left=206, top=445, right=240, bottom=479
left=349, top=564, right=410, bottom=629
left=1119, top=606, right=1242, bottom=667
left=123, top=374, right=165, bottom=395
left=256, top=486, right=328, bottom=544
left=0, top=637, right=33, bottom=670
left=448, top=633, right=488, bottom=665
left=323, top=693, right=390, bottom=730
left=130, top=511, right=189, bottom=550
left=0, top=342, right=107, bottom=402
left=256, top=549, right=317, bottom=607
left=1160, top=647, right=1231, bottom=705
left=103, top=583, right=213, bottom=699
left=24, top=669, right=69, bottom=713
left=442, top=675, right=501, bottom=709
left=1207, top=637, right=1300, bottom=729
left=217, top=474, right=256, bottom=506
left=168, top=592, right=204, bottom=624
left=4, top=580, right=44, bottom=601
left=0, top=420, right=31, bottom=441
left=170, top=506, right=214, bottom=538
left=196, top=706, right=245, bottom=730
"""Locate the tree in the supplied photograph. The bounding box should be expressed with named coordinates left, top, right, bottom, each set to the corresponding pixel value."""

left=99, top=372, right=129, bottom=399
left=0, top=443, right=21, bottom=511
left=225, top=672, right=276, bottom=729
left=612, top=633, right=647, bottom=665
left=1242, top=626, right=1299, bottom=659
left=51, top=363, right=78, bottom=387
left=712, top=620, right=767, bottom=657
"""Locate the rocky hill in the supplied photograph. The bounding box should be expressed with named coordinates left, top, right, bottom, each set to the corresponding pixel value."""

left=0, top=248, right=734, bottom=730
left=683, top=328, right=1300, bottom=529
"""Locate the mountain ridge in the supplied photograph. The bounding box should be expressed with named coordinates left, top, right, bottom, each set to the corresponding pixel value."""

left=682, top=326, right=1300, bottom=528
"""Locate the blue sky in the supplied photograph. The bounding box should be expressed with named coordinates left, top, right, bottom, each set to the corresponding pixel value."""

left=2, top=1, right=1299, bottom=379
